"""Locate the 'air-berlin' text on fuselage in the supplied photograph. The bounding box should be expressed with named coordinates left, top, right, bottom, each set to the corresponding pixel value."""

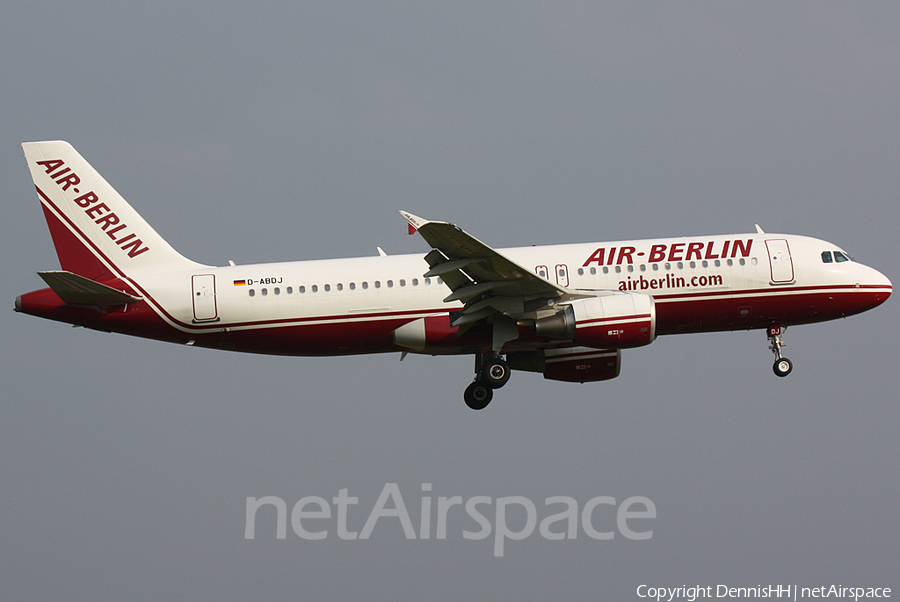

left=36, top=159, right=150, bottom=258
left=582, top=239, right=752, bottom=267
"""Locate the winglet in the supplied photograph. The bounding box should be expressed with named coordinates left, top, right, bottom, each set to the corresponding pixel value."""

left=399, top=211, right=429, bottom=235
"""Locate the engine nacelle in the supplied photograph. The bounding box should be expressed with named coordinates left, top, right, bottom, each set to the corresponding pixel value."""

left=534, top=293, right=656, bottom=349
left=393, top=315, right=459, bottom=352
left=508, top=347, right=621, bottom=383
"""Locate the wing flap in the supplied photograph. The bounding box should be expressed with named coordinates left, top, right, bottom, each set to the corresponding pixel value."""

left=423, top=257, right=487, bottom=278
left=443, top=281, right=497, bottom=303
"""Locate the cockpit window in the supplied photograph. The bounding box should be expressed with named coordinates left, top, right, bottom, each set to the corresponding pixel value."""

left=834, top=251, right=851, bottom=263
left=821, top=251, right=833, bottom=263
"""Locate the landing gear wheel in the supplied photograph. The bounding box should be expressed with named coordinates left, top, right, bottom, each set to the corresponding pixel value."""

left=482, top=358, right=511, bottom=389
left=464, top=381, right=493, bottom=410
left=767, top=326, right=793, bottom=378
left=773, top=357, right=793, bottom=377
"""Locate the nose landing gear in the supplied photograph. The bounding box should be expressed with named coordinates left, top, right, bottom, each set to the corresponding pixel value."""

left=463, top=354, right=511, bottom=410
left=768, top=326, right=793, bottom=377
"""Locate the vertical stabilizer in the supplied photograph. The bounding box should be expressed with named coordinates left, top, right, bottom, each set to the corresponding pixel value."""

left=22, top=140, right=203, bottom=280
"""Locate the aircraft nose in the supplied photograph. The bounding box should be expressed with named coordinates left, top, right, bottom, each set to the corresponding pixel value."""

left=875, top=266, right=891, bottom=289
left=866, top=266, right=891, bottom=307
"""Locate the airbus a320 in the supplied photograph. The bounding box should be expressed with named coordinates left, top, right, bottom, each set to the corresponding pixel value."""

left=15, top=141, right=892, bottom=409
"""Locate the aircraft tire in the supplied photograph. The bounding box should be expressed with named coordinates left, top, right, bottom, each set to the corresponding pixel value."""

left=773, top=357, right=793, bottom=377
left=483, top=358, right=511, bottom=389
left=464, top=381, right=493, bottom=410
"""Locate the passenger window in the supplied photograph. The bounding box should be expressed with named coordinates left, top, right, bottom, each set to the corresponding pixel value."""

left=349, top=283, right=356, bottom=290
left=324, top=284, right=331, bottom=292
left=822, top=251, right=833, bottom=263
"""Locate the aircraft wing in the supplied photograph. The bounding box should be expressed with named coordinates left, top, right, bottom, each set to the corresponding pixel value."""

left=401, top=211, right=570, bottom=329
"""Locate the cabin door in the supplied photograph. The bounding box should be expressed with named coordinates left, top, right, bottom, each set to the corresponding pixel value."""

left=765, top=239, right=794, bottom=283
left=192, top=274, right=218, bottom=322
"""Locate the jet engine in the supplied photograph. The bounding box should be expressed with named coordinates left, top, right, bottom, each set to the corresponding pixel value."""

left=534, top=292, right=656, bottom=349
left=507, top=347, right=621, bottom=383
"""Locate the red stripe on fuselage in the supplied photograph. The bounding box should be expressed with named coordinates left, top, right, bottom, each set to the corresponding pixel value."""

left=19, top=285, right=888, bottom=357
left=655, top=288, right=889, bottom=335
left=652, top=283, right=888, bottom=301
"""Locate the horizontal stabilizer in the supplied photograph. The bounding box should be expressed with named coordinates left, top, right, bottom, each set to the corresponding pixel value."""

left=38, top=271, right=142, bottom=306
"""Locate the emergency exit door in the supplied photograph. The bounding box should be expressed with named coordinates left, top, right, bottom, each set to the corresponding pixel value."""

left=192, top=274, right=218, bottom=321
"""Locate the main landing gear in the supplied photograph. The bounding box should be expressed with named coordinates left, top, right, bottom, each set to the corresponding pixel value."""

left=463, top=354, right=510, bottom=410
left=767, top=325, right=793, bottom=377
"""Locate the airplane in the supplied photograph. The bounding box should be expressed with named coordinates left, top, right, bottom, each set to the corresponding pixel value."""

left=15, top=141, right=892, bottom=409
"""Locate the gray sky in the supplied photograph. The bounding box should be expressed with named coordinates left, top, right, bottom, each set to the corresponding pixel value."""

left=2, top=2, right=898, bottom=600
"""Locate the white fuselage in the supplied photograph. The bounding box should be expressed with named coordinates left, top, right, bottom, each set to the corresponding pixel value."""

left=123, top=232, right=889, bottom=356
